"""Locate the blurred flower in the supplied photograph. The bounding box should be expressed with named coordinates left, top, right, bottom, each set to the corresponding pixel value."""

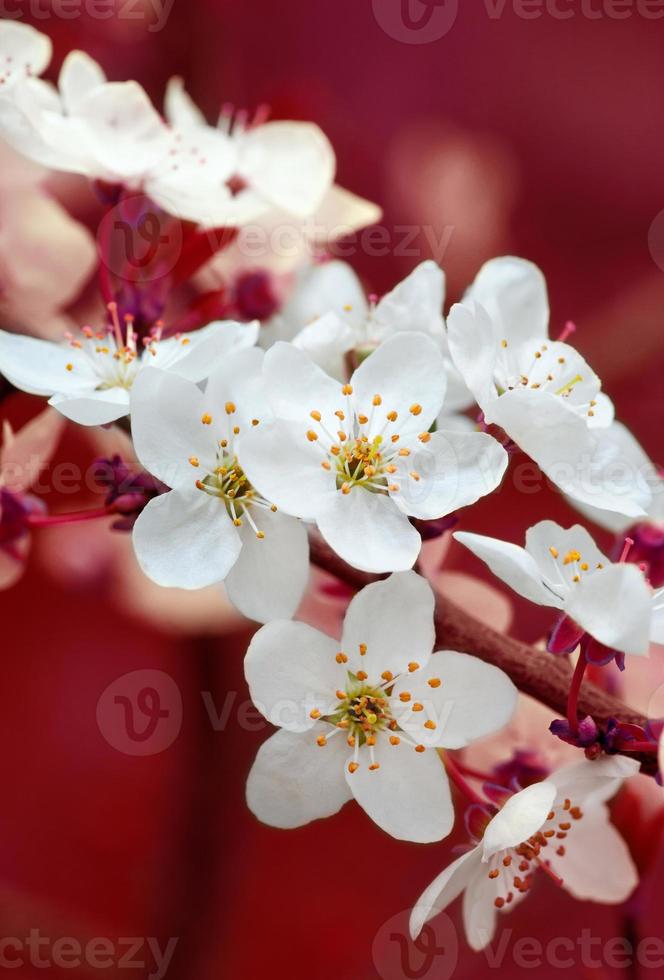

left=456, top=520, right=654, bottom=657
left=0, top=310, right=257, bottom=426
left=410, top=756, right=640, bottom=951
left=241, top=333, right=508, bottom=573
left=130, top=349, right=309, bottom=623
left=245, top=571, right=516, bottom=842
left=0, top=407, right=64, bottom=588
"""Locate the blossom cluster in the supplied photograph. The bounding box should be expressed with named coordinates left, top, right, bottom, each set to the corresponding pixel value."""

left=0, top=21, right=662, bottom=958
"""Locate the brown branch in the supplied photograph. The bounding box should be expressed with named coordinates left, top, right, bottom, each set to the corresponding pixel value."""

left=309, top=536, right=658, bottom=775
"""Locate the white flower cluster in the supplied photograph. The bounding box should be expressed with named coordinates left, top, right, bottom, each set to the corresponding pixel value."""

left=0, top=21, right=660, bottom=957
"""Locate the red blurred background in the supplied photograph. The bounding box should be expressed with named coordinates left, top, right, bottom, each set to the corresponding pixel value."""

left=1, top=2, right=664, bottom=977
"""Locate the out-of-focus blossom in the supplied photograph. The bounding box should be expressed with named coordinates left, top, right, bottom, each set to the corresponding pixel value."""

left=0, top=140, right=96, bottom=337
left=410, top=756, right=639, bottom=951
left=0, top=311, right=258, bottom=426
left=0, top=407, right=64, bottom=588
left=448, top=257, right=651, bottom=518
left=241, top=333, right=508, bottom=573
left=245, top=571, right=516, bottom=842
left=456, top=520, right=654, bottom=657
left=130, top=349, right=309, bottom=623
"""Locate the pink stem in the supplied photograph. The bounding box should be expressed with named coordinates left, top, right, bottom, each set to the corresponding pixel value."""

left=567, top=653, right=588, bottom=736
left=27, top=508, right=112, bottom=528
left=444, top=754, right=489, bottom=807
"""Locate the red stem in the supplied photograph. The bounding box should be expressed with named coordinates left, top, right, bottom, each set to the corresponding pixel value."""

left=27, top=508, right=112, bottom=528
left=443, top=754, right=488, bottom=807
left=567, top=653, right=588, bottom=736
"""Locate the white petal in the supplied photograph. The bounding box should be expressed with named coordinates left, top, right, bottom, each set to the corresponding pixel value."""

left=446, top=301, right=498, bottom=410
left=454, top=530, right=559, bottom=607
left=58, top=51, right=105, bottom=113
left=462, top=866, right=500, bottom=952
left=525, top=520, right=609, bottom=585
left=317, top=490, right=421, bottom=573
left=292, top=311, right=356, bottom=381
left=245, top=619, right=344, bottom=732
left=340, top=571, right=435, bottom=678
left=547, top=808, right=638, bottom=903
left=279, top=260, right=368, bottom=337
left=238, top=121, right=335, bottom=217
left=652, top=589, right=664, bottom=646
left=565, top=564, right=653, bottom=655
left=0, top=330, right=95, bottom=396
left=548, top=756, right=640, bottom=807
left=465, top=256, right=549, bottom=345
left=482, top=781, right=557, bottom=861
left=49, top=387, right=130, bottom=426
left=0, top=22, right=52, bottom=87
left=350, top=333, right=446, bottom=440
left=346, top=739, right=453, bottom=843
left=393, top=651, right=517, bottom=749
left=262, top=340, right=344, bottom=428
left=163, top=76, right=206, bottom=129
left=373, top=261, right=446, bottom=344
left=246, top=728, right=351, bottom=829
left=202, top=345, right=269, bottom=431
left=132, top=487, right=242, bottom=589
left=240, top=420, right=336, bottom=521
left=225, top=510, right=309, bottom=624
left=410, top=848, right=482, bottom=941
left=393, top=429, right=508, bottom=521
left=151, top=320, right=258, bottom=383
left=130, top=368, right=215, bottom=488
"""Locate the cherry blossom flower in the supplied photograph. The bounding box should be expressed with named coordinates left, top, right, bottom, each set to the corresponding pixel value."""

left=455, top=520, right=654, bottom=656
left=0, top=407, right=64, bottom=589
left=245, top=571, right=517, bottom=842
left=129, top=347, right=309, bottom=623
left=0, top=309, right=258, bottom=426
left=0, top=40, right=336, bottom=229
left=240, top=333, right=509, bottom=573
left=410, top=755, right=639, bottom=950
left=447, top=257, right=651, bottom=518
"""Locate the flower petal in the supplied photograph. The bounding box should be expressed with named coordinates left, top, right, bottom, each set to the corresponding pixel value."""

left=373, top=261, right=446, bottom=345
left=48, top=388, right=131, bottom=426
left=225, top=510, right=309, bottom=624
left=292, top=311, right=356, bottom=381
left=393, top=651, right=517, bottom=749
left=130, top=368, right=215, bottom=489
left=58, top=50, right=105, bottom=113
left=565, top=564, right=653, bottom=655
left=393, top=429, right=508, bottom=521
left=163, top=76, right=206, bottom=129
left=0, top=330, right=95, bottom=396
left=461, top=865, right=500, bottom=951
left=279, top=260, right=367, bottom=338
left=240, top=419, right=336, bottom=521
left=246, top=728, right=351, bottom=829
left=203, top=345, right=269, bottom=432
left=446, top=301, right=498, bottom=410
left=350, top=332, right=446, bottom=439
left=151, top=319, right=258, bottom=383
left=132, top=486, right=242, bottom=589
left=340, top=571, right=435, bottom=678
left=482, top=781, right=557, bottom=861
left=454, top=530, right=559, bottom=607
left=317, top=490, right=421, bottom=573
left=238, top=121, right=335, bottom=217
left=262, top=340, right=344, bottom=429
left=546, top=808, right=638, bottom=903
left=465, top=256, right=549, bottom=345
left=245, top=620, right=344, bottom=732
left=525, top=520, right=609, bottom=586
left=410, top=848, right=482, bottom=941
left=346, top=739, right=453, bottom=843
left=0, top=22, right=52, bottom=87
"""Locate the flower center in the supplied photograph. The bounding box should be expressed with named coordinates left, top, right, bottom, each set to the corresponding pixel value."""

left=486, top=796, right=584, bottom=908
left=191, top=408, right=273, bottom=538
left=307, top=385, right=429, bottom=496
left=496, top=340, right=599, bottom=420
